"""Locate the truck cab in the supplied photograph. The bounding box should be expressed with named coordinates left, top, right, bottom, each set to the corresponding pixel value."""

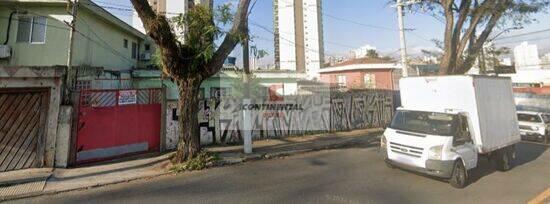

left=380, top=109, right=477, bottom=187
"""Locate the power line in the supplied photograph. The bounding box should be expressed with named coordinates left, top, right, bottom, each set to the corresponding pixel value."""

left=249, top=21, right=324, bottom=55
left=298, top=1, right=433, bottom=44
left=494, top=28, right=550, bottom=40
left=494, top=36, right=550, bottom=45
left=82, top=1, right=184, bottom=16
left=92, top=0, right=133, bottom=8
left=253, top=20, right=356, bottom=50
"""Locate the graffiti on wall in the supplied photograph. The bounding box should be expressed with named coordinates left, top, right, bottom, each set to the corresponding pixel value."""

left=331, top=91, right=395, bottom=131
left=165, top=90, right=396, bottom=148
left=515, top=93, right=550, bottom=112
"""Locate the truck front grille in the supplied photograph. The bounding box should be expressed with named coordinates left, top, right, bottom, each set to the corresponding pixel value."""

left=519, top=125, right=531, bottom=130
left=389, top=142, right=424, bottom=158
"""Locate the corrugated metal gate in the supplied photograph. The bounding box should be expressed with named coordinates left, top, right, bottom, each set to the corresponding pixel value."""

left=0, top=89, right=48, bottom=172
left=75, top=89, right=161, bottom=164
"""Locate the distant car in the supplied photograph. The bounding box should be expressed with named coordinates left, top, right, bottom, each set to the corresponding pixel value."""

left=517, top=111, right=550, bottom=144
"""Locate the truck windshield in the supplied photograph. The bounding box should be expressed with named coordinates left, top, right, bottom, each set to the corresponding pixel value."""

left=517, top=113, right=542, bottom=123
left=390, top=110, right=459, bottom=136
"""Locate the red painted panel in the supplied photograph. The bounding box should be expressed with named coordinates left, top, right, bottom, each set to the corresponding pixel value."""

left=75, top=89, right=161, bottom=164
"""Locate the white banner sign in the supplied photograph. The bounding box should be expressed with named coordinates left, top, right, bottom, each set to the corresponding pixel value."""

left=118, top=90, right=137, bottom=105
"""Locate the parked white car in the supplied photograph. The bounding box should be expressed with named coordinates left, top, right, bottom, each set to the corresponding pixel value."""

left=517, top=111, right=550, bottom=144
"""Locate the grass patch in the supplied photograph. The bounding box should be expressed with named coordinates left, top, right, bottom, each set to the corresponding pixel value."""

left=170, top=151, right=220, bottom=173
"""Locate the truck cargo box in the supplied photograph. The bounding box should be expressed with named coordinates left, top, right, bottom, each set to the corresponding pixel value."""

left=399, top=75, right=520, bottom=153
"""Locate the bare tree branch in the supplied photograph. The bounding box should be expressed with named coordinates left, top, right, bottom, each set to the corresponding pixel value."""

left=202, top=0, right=251, bottom=78
left=130, top=0, right=185, bottom=78
left=458, top=3, right=506, bottom=73
left=455, top=0, right=495, bottom=63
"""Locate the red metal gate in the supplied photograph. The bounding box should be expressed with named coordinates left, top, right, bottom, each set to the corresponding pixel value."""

left=75, top=89, right=161, bottom=164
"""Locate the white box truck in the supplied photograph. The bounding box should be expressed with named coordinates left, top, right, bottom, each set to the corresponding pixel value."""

left=380, top=75, right=520, bottom=188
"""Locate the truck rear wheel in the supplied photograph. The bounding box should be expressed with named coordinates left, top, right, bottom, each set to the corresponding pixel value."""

left=449, top=160, right=468, bottom=188
left=495, top=147, right=513, bottom=171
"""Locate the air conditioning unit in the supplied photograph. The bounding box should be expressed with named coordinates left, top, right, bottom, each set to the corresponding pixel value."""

left=140, top=52, right=151, bottom=61
left=0, top=45, right=11, bottom=59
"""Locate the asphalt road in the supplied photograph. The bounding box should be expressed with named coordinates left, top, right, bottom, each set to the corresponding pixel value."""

left=9, top=141, right=550, bottom=204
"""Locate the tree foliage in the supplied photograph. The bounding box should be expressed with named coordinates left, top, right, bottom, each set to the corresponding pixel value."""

left=366, top=49, right=379, bottom=58
left=407, top=0, right=550, bottom=75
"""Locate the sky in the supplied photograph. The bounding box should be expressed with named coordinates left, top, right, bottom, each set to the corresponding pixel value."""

left=95, top=0, right=550, bottom=65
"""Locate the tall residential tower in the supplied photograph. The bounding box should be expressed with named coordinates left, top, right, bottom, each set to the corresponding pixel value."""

left=274, top=0, right=325, bottom=80
left=132, top=0, right=211, bottom=34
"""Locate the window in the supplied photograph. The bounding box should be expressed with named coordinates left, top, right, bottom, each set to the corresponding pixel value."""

left=76, top=80, right=92, bottom=91
left=123, top=39, right=128, bottom=48
left=16, top=16, right=47, bottom=43
left=454, top=115, right=472, bottom=146
left=131, top=42, right=138, bottom=59
left=364, top=74, right=376, bottom=89
left=337, top=75, right=346, bottom=88
left=145, top=44, right=151, bottom=51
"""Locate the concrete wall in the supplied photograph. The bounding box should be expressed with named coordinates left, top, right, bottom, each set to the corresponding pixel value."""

left=0, top=66, right=65, bottom=167
left=55, top=105, right=72, bottom=167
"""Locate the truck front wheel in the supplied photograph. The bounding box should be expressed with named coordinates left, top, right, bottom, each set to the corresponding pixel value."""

left=385, top=160, right=395, bottom=169
left=449, top=160, right=468, bottom=188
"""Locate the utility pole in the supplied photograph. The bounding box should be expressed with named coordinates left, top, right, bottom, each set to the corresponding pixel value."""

left=396, top=0, right=409, bottom=77
left=242, top=19, right=252, bottom=154
left=480, top=47, right=487, bottom=75
left=64, top=0, right=78, bottom=105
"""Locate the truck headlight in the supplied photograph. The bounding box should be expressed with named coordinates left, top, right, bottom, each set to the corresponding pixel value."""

left=531, top=126, right=539, bottom=131
left=428, top=145, right=443, bottom=160
left=380, top=135, right=387, bottom=148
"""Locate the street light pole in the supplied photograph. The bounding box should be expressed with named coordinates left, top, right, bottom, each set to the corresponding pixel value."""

left=242, top=19, right=252, bottom=154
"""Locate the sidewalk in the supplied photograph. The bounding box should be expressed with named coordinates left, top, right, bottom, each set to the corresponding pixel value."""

left=207, top=128, right=383, bottom=164
left=0, top=128, right=383, bottom=201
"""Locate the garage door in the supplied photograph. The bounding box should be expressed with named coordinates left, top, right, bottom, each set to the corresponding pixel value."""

left=0, top=89, right=48, bottom=172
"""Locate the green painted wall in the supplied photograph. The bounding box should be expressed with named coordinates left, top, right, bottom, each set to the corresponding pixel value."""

left=0, top=6, right=70, bottom=66
left=0, top=4, right=150, bottom=70
left=73, top=8, right=142, bottom=70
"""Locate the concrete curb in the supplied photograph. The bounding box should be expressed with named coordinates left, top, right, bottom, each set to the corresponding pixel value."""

left=1, top=155, right=174, bottom=202
left=1, top=171, right=173, bottom=202
left=0, top=169, right=52, bottom=187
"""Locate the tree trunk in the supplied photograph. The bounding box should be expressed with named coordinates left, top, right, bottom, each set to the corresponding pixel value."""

left=439, top=53, right=453, bottom=75
left=172, top=77, right=203, bottom=163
